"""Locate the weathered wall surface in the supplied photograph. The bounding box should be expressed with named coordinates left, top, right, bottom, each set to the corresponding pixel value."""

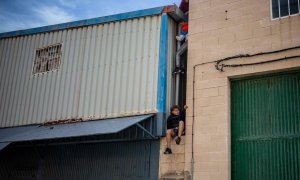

left=0, top=15, right=162, bottom=127
left=187, top=0, right=300, bottom=179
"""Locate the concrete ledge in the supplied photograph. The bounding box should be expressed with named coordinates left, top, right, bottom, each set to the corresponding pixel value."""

left=161, top=171, right=191, bottom=180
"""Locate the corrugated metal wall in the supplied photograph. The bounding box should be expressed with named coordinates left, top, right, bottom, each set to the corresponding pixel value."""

left=231, top=71, right=300, bottom=180
left=0, top=15, right=162, bottom=127
left=0, top=140, right=160, bottom=180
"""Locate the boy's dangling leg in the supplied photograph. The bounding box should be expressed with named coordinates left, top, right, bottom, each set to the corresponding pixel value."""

left=164, top=129, right=174, bottom=154
left=175, top=121, right=184, bottom=145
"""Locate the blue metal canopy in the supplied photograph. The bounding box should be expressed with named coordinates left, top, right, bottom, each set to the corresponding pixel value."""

left=0, top=114, right=154, bottom=151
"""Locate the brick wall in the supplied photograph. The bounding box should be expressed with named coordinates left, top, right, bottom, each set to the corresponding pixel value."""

left=187, top=0, right=300, bottom=179
left=159, top=137, right=186, bottom=178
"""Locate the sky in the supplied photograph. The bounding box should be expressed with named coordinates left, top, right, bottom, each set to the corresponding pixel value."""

left=0, top=0, right=181, bottom=33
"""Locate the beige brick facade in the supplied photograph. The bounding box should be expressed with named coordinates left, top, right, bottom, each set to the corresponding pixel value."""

left=185, top=0, right=300, bottom=179
left=159, top=137, right=186, bottom=177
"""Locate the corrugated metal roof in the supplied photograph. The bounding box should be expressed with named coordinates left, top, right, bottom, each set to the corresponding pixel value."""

left=0, top=114, right=153, bottom=150
left=0, top=5, right=186, bottom=39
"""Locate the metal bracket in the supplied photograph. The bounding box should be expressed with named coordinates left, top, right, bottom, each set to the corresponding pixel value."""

left=135, top=123, right=157, bottom=139
left=173, top=67, right=185, bottom=75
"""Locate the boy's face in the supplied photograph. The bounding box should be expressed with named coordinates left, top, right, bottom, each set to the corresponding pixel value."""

left=172, top=108, right=180, bottom=116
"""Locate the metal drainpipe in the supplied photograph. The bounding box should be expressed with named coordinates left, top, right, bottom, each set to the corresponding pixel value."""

left=175, top=25, right=181, bottom=105
left=175, top=41, right=188, bottom=105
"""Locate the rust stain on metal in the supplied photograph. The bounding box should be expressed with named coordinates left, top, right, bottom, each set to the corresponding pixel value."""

left=44, top=118, right=83, bottom=126
left=162, top=5, right=176, bottom=13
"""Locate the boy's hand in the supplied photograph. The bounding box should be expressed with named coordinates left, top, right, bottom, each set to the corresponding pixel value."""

left=184, top=105, right=188, bottom=110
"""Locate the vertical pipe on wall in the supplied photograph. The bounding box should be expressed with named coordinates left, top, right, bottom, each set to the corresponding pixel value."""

left=175, top=22, right=181, bottom=106
left=175, top=41, right=187, bottom=105
left=175, top=26, right=181, bottom=105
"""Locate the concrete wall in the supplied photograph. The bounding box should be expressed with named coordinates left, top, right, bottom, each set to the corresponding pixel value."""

left=187, top=0, right=300, bottom=179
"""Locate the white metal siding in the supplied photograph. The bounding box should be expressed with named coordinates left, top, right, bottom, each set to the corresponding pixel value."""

left=166, top=17, right=177, bottom=116
left=0, top=15, right=162, bottom=127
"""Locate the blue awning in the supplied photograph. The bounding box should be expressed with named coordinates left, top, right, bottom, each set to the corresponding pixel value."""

left=0, top=114, right=154, bottom=151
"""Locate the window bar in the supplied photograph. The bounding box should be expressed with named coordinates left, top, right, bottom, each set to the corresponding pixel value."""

left=59, top=44, right=62, bottom=68
left=54, top=46, right=57, bottom=70
left=299, top=0, right=300, bottom=14
left=41, top=49, right=44, bottom=73
left=278, top=0, right=281, bottom=18
left=56, top=45, right=59, bottom=69
left=288, top=0, right=290, bottom=15
left=51, top=46, right=54, bottom=70
left=40, top=49, right=42, bottom=73
left=44, top=49, right=47, bottom=72
left=33, top=52, right=37, bottom=74
left=37, top=49, right=40, bottom=73
left=50, top=46, right=57, bottom=70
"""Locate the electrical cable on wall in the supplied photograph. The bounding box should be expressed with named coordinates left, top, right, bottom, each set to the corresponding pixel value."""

left=216, top=55, right=300, bottom=72
left=215, top=46, right=300, bottom=71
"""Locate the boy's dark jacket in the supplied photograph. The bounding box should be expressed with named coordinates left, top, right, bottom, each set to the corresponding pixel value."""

left=166, top=111, right=186, bottom=129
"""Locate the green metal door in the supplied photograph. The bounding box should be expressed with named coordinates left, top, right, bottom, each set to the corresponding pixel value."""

left=231, top=71, right=300, bottom=180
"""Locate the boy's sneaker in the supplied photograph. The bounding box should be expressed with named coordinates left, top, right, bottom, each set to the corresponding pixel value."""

left=176, top=35, right=185, bottom=41
left=175, top=136, right=181, bottom=145
left=164, top=148, right=172, bottom=154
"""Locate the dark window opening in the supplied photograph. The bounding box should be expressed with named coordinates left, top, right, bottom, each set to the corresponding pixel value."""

left=272, top=0, right=280, bottom=18
left=271, top=0, right=300, bottom=19
left=290, top=0, right=300, bottom=14
left=280, top=0, right=289, bottom=17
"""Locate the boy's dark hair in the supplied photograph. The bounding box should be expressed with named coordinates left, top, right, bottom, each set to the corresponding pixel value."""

left=170, top=105, right=180, bottom=112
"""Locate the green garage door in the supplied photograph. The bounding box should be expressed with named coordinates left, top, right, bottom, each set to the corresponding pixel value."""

left=231, top=71, right=300, bottom=180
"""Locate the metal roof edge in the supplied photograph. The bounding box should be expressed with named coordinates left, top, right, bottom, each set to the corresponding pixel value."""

left=0, top=114, right=155, bottom=145
left=162, top=5, right=188, bottom=22
left=0, top=5, right=184, bottom=39
left=157, top=14, right=168, bottom=113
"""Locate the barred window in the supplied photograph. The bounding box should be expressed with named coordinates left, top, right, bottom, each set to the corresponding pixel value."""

left=271, top=0, right=300, bottom=19
left=33, top=44, right=62, bottom=75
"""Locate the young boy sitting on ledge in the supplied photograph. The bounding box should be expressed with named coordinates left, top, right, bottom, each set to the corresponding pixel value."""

left=164, top=105, right=187, bottom=154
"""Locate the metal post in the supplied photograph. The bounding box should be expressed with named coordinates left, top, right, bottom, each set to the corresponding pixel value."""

left=175, top=25, right=181, bottom=105
left=175, top=41, right=188, bottom=105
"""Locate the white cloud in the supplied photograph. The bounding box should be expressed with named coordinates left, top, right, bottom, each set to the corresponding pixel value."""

left=34, top=6, right=76, bottom=25
left=57, top=0, right=90, bottom=9
left=0, top=4, right=76, bottom=33
left=57, top=0, right=77, bottom=9
left=0, top=14, right=42, bottom=32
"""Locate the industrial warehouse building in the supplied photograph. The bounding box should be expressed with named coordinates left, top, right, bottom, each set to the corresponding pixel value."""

left=0, top=5, right=187, bottom=179
left=1, top=0, right=300, bottom=180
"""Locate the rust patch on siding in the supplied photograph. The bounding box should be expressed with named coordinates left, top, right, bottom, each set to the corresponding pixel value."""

left=44, top=118, right=83, bottom=126
left=162, top=5, right=176, bottom=14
